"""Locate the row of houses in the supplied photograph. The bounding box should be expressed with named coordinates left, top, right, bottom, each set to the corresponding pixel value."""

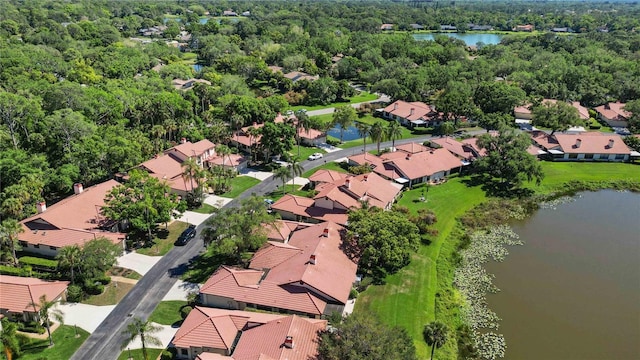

left=379, top=100, right=461, bottom=128
left=514, top=99, right=632, bottom=129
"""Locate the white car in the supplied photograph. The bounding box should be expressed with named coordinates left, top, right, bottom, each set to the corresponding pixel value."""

left=308, top=152, right=323, bottom=160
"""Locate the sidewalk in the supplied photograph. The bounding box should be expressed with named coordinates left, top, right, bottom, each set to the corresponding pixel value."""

left=117, top=252, right=162, bottom=276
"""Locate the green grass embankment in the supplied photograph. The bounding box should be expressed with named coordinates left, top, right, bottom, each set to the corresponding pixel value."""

left=356, top=162, right=640, bottom=359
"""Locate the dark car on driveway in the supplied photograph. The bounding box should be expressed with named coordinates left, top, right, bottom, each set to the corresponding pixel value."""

left=174, top=225, right=197, bottom=246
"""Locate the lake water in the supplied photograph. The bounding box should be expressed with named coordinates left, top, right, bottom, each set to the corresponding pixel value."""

left=327, top=124, right=361, bottom=141
left=485, top=190, right=640, bottom=359
left=163, top=17, right=210, bottom=24
left=192, top=64, right=203, bottom=72
left=412, top=32, right=503, bottom=46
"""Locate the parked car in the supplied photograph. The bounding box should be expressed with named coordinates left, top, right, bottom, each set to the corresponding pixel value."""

left=175, top=225, right=197, bottom=246
left=308, top=152, right=323, bottom=160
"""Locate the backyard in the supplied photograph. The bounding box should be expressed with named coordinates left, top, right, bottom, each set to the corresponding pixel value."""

left=289, top=91, right=378, bottom=112
left=13, top=325, right=90, bottom=360
left=355, top=161, right=640, bottom=358
left=136, top=221, right=191, bottom=256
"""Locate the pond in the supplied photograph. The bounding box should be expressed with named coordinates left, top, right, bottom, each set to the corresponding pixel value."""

left=412, top=32, right=504, bottom=46
left=327, top=124, right=361, bottom=142
left=191, top=64, right=203, bottom=72
left=484, top=190, right=640, bottom=359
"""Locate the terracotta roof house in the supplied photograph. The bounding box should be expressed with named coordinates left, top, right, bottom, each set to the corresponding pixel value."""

left=381, top=100, right=454, bottom=128
left=430, top=137, right=482, bottom=162
left=348, top=144, right=464, bottom=187
left=514, top=24, right=534, bottom=32
left=230, top=114, right=326, bottom=152
left=595, top=102, right=631, bottom=128
left=283, top=71, right=319, bottom=83
left=223, top=10, right=237, bottom=16
left=18, top=181, right=125, bottom=257
left=175, top=308, right=326, bottom=360
left=514, top=99, right=589, bottom=121
left=380, top=24, right=394, bottom=31
left=271, top=172, right=402, bottom=225
left=266, top=220, right=311, bottom=243
left=0, top=275, right=69, bottom=322
left=199, top=222, right=357, bottom=318
left=530, top=131, right=633, bottom=161
left=440, top=24, right=457, bottom=31
left=308, top=169, right=347, bottom=188
left=139, top=139, right=247, bottom=196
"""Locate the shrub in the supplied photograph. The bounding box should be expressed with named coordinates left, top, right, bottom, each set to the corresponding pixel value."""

left=326, top=137, right=341, bottom=146
left=95, top=275, right=111, bottom=285
left=180, top=306, right=193, bottom=319
left=349, top=288, right=359, bottom=299
left=84, top=280, right=105, bottom=295
left=67, top=284, right=83, bottom=302
left=0, top=265, right=27, bottom=276
left=356, top=277, right=373, bottom=292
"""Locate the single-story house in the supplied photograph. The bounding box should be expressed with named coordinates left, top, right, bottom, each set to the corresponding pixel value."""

left=530, top=131, right=634, bottom=161
left=430, top=137, right=483, bottom=162
left=594, top=102, right=631, bottom=128
left=199, top=222, right=358, bottom=318
left=514, top=24, right=534, bottom=32
left=266, top=220, right=312, bottom=243
left=440, top=24, right=457, bottom=31
left=348, top=143, right=464, bottom=187
left=172, top=79, right=212, bottom=91
left=308, top=169, right=347, bottom=188
left=18, top=181, right=125, bottom=257
left=514, top=99, right=590, bottom=121
left=0, top=275, right=69, bottom=322
left=230, top=114, right=326, bottom=153
left=410, top=23, right=424, bottom=30
left=381, top=100, right=447, bottom=128
left=271, top=172, right=403, bottom=225
left=173, top=307, right=326, bottom=360
left=380, top=24, right=394, bottom=31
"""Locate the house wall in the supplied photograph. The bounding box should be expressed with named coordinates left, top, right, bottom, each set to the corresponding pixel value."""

left=601, top=117, right=628, bottom=128
left=559, top=153, right=629, bottom=162
left=200, top=293, right=239, bottom=310
left=514, top=111, right=533, bottom=120
left=177, top=346, right=227, bottom=360
left=274, top=209, right=298, bottom=221
left=19, top=242, right=60, bottom=257
left=301, top=135, right=327, bottom=146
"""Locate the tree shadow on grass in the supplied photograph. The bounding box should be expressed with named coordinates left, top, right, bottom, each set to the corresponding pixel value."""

left=177, top=250, right=235, bottom=284
left=463, top=175, right=534, bottom=198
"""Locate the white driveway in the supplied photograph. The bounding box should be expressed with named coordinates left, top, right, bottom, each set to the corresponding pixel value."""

left=162, top=280, right=200, bottom=301
left=239, top=168, right=273, bottom=181
left=203, top=194, right=233, bottom=208
left=286, top=177, right=310, bottom=187
left=117, top=252, right=162, bottom=276
left=58, top=303, right=116, bottom=333
left=179, top=211, right=210, bottom=227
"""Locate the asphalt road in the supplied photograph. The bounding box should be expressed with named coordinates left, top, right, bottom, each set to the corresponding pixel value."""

left=72, top=130, right=483, bottom=360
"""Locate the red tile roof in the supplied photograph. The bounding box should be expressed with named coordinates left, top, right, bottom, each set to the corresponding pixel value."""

left=250, top=222, right=357, bottom=304
left=571, top=102, right=590, bottom=120
left=270, top=195, right=349, bottom=225
left=394, top=142, right=429, bottom=154
left=314, top=173, right=402, bottom=210
left=201, top=223, right=356, bottom=315
left=431, top=137, right=479, bottom=160
left=383, top=100, right=436, bottom=123
left=595, top=102, right=630, bottom=122
left=207, top=153, right=246, bottom=168
left=530, top=131, right=560, bottom=150
left=19, top=180, right=126, bottom=248
left=0, top=275, right=69, bottom=313
left=308, top=170, right=347, bottom=184
left=266, top=220, right=311, bottom=243
left=460, top=138, right=488, bottom=157
left=169, top=139, right=216, bottom=158
left=232, top=315, right=326, bottom=360
left=553, top=133, right=630, bottom=154
left=139, top=154, right=183, bottom=180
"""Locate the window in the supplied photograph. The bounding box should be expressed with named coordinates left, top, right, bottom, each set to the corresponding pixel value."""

left=19, top=241, right=27, bottom=247
left=568, top=154, right=578, bottom=159
left=180, top=349, right=188, bottom=356
left=615, top=154, right=625, bottom=160
left=584, top=153, right=594, bottom=159
left=599, top=154, right=609, bottom=160
left=34, top=244, right=40, bottom=248
left=49, top=246, right=57, bottom=250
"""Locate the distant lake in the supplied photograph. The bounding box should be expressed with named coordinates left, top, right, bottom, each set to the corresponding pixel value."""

left=163, top=17, right=210, bottom=24
left=485, top=190, right=640, bottom=359
left=192, top=64, right=203, bottom=72
left=412, top=32, right=504, bottom=46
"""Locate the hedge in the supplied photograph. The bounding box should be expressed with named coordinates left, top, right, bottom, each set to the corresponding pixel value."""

left=19, top=256, right=58, bottom=270
left=0, top=265, right=28, bottom=276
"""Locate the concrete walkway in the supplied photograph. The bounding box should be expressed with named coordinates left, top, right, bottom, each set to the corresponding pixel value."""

left=286, top=177, right=310, bottom=187
left=239, top=168, right=273, bottom=181
left=124, top=323, right=177, bottom=351
left=162, top=280, right=200, bottom=301
left=342, top=298, right=356, bottom=316
left=203, top=194, right=232, bottom=208
left=117, top=252, right=162, bottom=276
left=179, top=211, right=210, bottom=227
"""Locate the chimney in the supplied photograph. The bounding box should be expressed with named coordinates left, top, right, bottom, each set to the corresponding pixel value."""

left=363, top=174, right=368, bottom=181
left=393, top=103, right=398, bottom=110
left=406, top=153, right=412, bottom=160
left=181, top=137, right=187, bottom=144
left=607, top=139, right=614, bottom=148
left=322, top=227, right=329, bottom=237
left=575, top=138, right=582, bottom=148
left=410, top=108, right=415, bottom=116
left=73, top=183, right=83, bottom=194
left=284, top=336, right=294, bottom=349
left=604, top=103, right=610, bottom=110
left=345, top=178, right=351, bottom=188
left=309, top=254, right=317, bottom=265
left=37, top=201, right=47, bottom=213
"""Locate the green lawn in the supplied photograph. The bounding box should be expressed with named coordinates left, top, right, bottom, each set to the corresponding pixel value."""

left=191, top=203, right=216, bottom=214
left=355, top=161, right=640, bottom=358
left=220, top=176, right=261, bottom=198
left=290, top=145, right=325, bottom=162
left=136, top=221, right=190, bottom=256
left=117, top=348, right=166, bottom=360
left=265, top=184, right=312, bottom=201
left=82, top=281, right=136, bottom=306
left=149, top=300, right=188, bottom=326
left=15, top=325, right=89, bottom=360
left=289, top=92, right=378, bottom=112
left=356, top=178, right=487, bottom=358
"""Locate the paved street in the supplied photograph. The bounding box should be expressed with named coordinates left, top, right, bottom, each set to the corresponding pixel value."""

left=71, top=130, right=481, bottom=360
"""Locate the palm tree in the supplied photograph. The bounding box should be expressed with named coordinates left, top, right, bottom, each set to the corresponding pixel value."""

left=181, top=157, right=200, bottom=197
left=56, top=244, right=82, bottom=284
left=29, top=295, right=64, bottom=347
left=150, top=124, right=165, bottom=152
left=355, top=122, right=371, bottom=152
left=1, top=318, right=20, bottom=360
left=288, top=157, right=304, bottom=189
left=369, top=121, right=385, bottom=154
left=273, top=166, right=291, bottom=195
left=246, top=126, right=262, bottom=163
left=1, top=219, right=24, bottom=266
left=0, top=196, right=24, bottom=220
left=215, top=144, right=232, bottom=168
left=294, top=110, right=311, bottom=157
left=423, top=321, right=449, bottom=360
left=385, top=120, right=403, bottom=151
left=332, top=106, right=356, bottom=143
left=121, top=317, right=162, bottom=360
left=230, top=114, right=245, bottom=143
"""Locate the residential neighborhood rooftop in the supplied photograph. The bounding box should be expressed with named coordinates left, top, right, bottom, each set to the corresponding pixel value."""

left=0, top=275, right=69, bottom=314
